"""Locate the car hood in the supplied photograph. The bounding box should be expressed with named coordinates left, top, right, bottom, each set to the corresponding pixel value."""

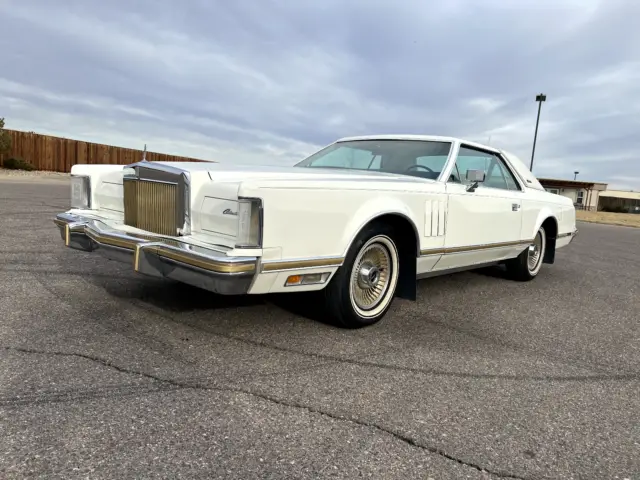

left=156, top=161, right=436, bottom=184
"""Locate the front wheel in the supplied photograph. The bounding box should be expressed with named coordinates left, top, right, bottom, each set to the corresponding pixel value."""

left=322, top=224, right=400, bottom=328
left=505, top=226, right=546, bottom=281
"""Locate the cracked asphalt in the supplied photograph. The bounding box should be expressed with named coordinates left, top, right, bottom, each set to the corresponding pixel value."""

left=1, top=176, right=638, bottom=480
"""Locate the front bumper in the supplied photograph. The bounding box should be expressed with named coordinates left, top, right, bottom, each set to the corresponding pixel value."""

left=53, top=212, right=258, bottom=295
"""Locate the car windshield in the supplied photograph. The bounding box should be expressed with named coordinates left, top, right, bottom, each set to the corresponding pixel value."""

left=294, top=139, right=453, bottom=180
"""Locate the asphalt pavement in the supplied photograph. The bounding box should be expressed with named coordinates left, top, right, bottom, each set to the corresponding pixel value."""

left=0, top=176, right=638, bottom=479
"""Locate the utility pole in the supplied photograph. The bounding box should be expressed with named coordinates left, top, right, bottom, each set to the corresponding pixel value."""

left=530, top=93, right=547, bottom=171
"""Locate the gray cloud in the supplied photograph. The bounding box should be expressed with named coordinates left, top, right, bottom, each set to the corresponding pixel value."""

left=1, top=0, right=639, bottom=188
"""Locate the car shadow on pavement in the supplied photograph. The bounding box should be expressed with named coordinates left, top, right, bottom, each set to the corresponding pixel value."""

left=80, top=270, right=335, bottom=325
left=470, top=264, right=510, bottom=279
left=73, top=257, right=518, bottom=328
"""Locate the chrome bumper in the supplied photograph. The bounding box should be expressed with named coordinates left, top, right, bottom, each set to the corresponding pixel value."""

left=53, top=212, right=257, bottom=295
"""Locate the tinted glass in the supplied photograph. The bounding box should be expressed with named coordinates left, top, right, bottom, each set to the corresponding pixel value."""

left=295, top=140, right=452, bottom=180
left=450, top=146, right=521, bottom=191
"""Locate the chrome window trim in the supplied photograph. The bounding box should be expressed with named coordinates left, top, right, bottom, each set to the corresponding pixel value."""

left=444, top=143, right=525, bottom=192
left=495, top=152, right=526, bottom=192
left=437, top=141, right=461, bottom=184
left=435, top=141, right=459, bottom=183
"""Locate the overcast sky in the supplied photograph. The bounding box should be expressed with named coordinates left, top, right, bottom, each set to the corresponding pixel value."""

left=1, top=0, right=639, bottom=189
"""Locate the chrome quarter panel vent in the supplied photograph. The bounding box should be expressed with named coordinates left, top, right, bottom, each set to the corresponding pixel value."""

left=123, top=162, right=191, bottom=236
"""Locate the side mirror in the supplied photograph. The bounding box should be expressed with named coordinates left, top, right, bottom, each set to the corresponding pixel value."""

left=465, top=169, right=486, bottom=192
left=466, top=169, right=486, bottom=182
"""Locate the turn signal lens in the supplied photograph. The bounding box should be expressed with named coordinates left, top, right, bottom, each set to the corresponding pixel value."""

left=286, top=275, right=303, bottom=286
left=285, top=272, right=331, bottom=286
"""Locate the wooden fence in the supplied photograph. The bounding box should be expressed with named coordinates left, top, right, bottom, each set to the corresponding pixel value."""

left=0, top=129, right=212, bottom=172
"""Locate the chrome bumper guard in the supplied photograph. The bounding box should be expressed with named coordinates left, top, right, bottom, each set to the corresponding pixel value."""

left=53, top=213, right=257, bottom=295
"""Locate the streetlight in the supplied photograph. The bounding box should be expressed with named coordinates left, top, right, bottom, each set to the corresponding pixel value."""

left=574, top=171, right=579, bottom=181
left=530, top=93, right=547, bottom=171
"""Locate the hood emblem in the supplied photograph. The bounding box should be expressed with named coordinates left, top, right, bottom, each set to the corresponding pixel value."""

left=223, top=208, right=238, bottom=216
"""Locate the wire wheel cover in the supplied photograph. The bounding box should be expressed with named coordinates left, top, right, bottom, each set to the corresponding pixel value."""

left=350, top=240, right=393, bottom=312
left=528, top=230, right=543, bottom=271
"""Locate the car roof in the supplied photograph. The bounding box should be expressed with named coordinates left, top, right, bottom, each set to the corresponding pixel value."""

left=335, top=134, right=501, bottom=154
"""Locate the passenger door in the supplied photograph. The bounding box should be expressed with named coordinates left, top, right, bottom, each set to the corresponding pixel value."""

left=436, top=145, right=525, bottom=270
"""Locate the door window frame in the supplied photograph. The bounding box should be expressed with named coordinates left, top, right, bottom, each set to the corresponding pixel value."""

left=446, top=143, right=524, bottom=192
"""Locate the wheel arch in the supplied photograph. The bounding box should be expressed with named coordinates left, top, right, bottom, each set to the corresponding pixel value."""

left=342, top=211, right=420, bottom=301
left=540, top=215, right=559, bottom=264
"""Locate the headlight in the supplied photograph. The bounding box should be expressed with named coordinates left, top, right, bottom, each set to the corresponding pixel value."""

left=70, top=175, right=91, bottom=209
left=236, top=197, right=263, bottom=248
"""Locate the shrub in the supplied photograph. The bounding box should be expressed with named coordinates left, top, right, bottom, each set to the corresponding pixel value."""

left=2, top=156, right=36, bottom=171
left=0, top=117, right=11, bottom=154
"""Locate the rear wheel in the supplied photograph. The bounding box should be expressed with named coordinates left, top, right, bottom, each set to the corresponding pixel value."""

left=322, top=223, right=400, bottom=328
left=505, top=226, right=546, bottom=281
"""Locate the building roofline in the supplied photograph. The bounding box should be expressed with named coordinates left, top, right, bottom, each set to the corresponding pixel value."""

left=599, top=190, right=640, bottom=200
left=538, top=177, right=607, bottom=188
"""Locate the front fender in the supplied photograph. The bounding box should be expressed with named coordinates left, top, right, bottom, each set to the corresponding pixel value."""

left=340, top=196, right=421, bottom=257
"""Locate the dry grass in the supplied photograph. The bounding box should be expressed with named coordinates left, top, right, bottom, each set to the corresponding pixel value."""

left=0, top=168, right=68, bottom=177
left=576, top=210, right=640, bottom=228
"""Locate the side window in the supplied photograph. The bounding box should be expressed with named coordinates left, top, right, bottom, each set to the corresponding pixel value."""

left=451, top=153, right=489, bottom=182
left=451, top=146, right=521, bottom=191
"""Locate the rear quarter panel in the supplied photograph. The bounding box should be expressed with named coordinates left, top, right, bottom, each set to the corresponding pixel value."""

left=520, top=187, right=576, bottom=240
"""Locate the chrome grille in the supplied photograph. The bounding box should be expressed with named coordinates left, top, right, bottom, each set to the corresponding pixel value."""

left=123, top=179, right=179, bottom=236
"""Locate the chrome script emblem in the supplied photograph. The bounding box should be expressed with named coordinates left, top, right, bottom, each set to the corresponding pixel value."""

left=223, top=208, right=238, bottom=216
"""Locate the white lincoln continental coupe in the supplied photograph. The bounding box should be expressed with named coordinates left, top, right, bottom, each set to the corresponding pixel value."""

left=55, top=135, right=577, bottom=328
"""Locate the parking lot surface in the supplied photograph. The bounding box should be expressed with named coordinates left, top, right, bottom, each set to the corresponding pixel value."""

left=1, top=177, right=638, bottom=479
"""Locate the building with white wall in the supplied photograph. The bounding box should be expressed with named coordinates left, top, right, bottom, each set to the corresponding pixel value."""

left=538, top=178, right=608, bottom=211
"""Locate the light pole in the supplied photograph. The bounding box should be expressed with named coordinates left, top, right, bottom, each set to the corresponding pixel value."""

left=574, top=171, right=579, bottom=181
left=530, top=93, right=547, bottom=171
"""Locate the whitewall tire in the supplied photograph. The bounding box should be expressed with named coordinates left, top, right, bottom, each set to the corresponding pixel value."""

left=322, top=223, right=401, bottom=328
left=506, top=226, right=547, bottom=281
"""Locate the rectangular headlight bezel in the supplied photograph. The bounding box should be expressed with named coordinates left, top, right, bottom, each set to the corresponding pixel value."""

left=235, top=197, right=263, bottom=248
left=70, top=174, right=91, bottom=209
